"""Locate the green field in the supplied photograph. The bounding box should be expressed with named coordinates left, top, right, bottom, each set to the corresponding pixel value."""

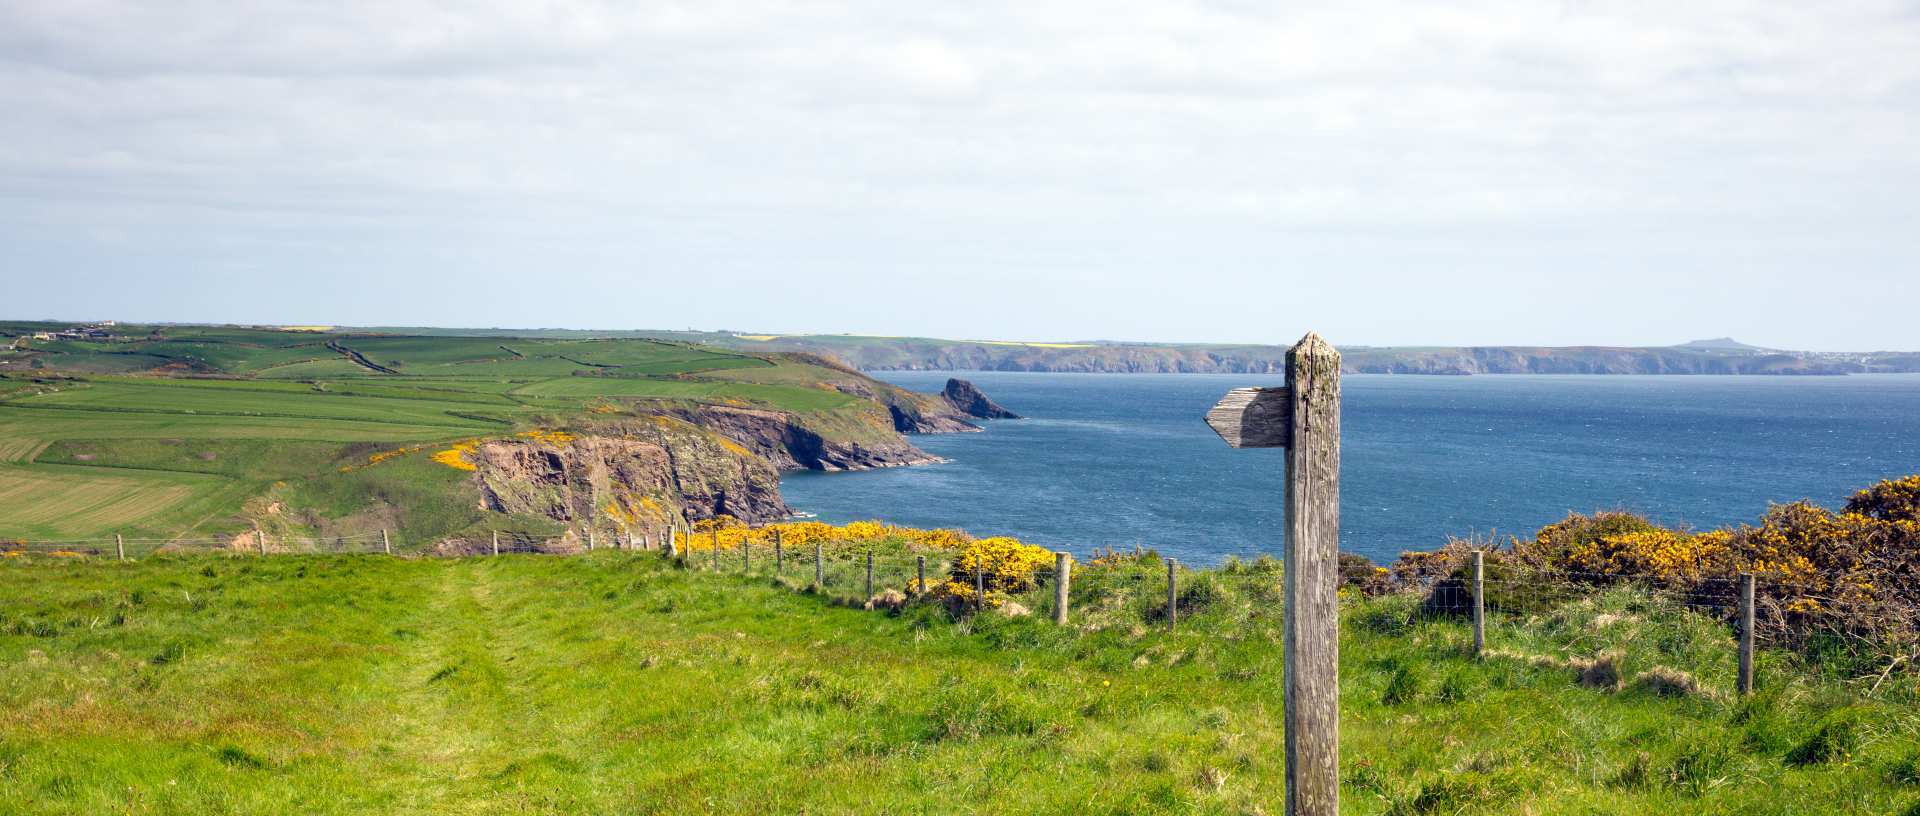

left=0, top=325, right=910, bottom=542
left=2, top=551, right=1915, bottom=815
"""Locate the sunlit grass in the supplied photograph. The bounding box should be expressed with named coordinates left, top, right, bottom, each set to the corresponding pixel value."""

left=1, top=553, right=1915, bottom=815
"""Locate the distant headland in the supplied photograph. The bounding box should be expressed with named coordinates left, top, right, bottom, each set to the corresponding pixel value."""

left=634, top=332, right=1920, bottom=376
left=8, top=321, right=1917, bottom=376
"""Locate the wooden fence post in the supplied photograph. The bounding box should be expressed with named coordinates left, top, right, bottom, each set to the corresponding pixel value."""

left=1054, top=551, right=1071, bottom=625
left=742, top=532, right=750, bottom=572
left=255, top=523, right=267, bottom=556
left=587, top=529, right=595, bottom=552
left=865, top=552, right=874, bottom=601
left=1167, top=559, right=1178, bottom=629
left=1739, top=573, right=1756, bottom=696
left=814, top=544, right=824, bottom=588
left=492, top=530, right=500, bottom=557
left=974, top=561, right=986, bottom=609
left=1206, top=332, right=1341, bottom=816
left=1472, top=550, right=1485, bottom=656
left=116, top=533, right=126, bottom=562
left=383, top=528, right=392, bottom=556
left=917, top=555, right=927, bottom=595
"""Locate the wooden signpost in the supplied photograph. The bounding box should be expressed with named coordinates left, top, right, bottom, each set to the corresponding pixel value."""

left=1204, top=332, right=1341, bottom=816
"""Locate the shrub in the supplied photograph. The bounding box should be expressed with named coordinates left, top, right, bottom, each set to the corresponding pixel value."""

left=1394, top=475, right=1920, bottom=670
left=1528, top=511, right=1664, bottom=567
left=1338, top=552, right=1392, bottom=595
left=950, top=536, right=1055, bottom=595
left=1846, top=475, right=1920, bottom=524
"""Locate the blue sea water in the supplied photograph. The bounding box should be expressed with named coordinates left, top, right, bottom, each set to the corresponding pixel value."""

left=779, top=373, right=1920, bottom=566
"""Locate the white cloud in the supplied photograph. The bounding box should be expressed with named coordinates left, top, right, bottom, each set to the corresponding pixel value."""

left=1, top=0, right=1916, bottom=348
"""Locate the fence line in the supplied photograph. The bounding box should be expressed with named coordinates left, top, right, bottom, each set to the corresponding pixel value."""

left=7, top=532, right=1904, bottom=695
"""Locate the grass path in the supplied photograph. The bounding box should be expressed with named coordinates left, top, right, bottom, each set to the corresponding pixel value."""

left=3, top=555, right=1916, bottom=815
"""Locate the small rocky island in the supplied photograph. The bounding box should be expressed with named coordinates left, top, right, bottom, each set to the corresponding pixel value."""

left=943, top=378, right=1021, bottom=419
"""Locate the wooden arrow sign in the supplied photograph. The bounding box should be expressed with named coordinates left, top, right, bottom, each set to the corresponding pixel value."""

left=1205, top=386, right=1292, bottom=448
left=1202, top=332, right=1341, bottom=816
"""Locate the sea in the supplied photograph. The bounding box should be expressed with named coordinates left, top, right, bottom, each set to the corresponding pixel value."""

left=778, top=372, right=1920, bottom=566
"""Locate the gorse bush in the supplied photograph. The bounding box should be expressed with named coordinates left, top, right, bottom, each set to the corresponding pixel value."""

left=930, top=536, right=1057, bottom=610
left=1846, top=474, right=1920, bottom=524
left=1386, top=475, right=1920, bottom=673
left=682, top=515, right=971, bottom=554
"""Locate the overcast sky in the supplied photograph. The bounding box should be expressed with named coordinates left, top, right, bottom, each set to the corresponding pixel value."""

left=3, top=1, right=1916, bottom=349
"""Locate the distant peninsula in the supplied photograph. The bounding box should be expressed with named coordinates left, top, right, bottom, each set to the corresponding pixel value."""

left=633, top=332, right=1920, bottom=376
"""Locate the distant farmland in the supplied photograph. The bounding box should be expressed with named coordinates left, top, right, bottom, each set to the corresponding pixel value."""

left=0, top=323, right=937, bottom=543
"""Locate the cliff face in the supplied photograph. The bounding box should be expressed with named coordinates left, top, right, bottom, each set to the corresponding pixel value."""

left=786, top=351, right=981, bottom=432
left=470, top=418, right=788, bottom=533
left=664, top=404, right=944, bottom=471
left=463, top=376, right=1014, bottom=542
left=943, top=378, right=1020, bottom=419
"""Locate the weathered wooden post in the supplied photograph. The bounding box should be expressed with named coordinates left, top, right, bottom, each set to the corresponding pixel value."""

left=1738, top=573, right=1756, bottom=696
left=1167, top=558, right=1178, bottom=629
left=742, top=531, right=751, bottom=572
left=1053, top=551, right=1071, bottom=625
left=664, top=528, right=677, bottom=558
left=917, top=555, right=927, bottom=595
left=383, top=528, right=392, bottom=556
left=865, top=552, right=874, bottom=601
left=668, top=527, right=676, bottom=556
left=587, top=529, right=595, bottom=552
left=116, top=533, right=126, bottom=562
left=1204, top=332, right=1340, bottom=816
left=254, top=523, right=267, bottom=556
left=1472, top=550, right=1485, bottom=656
left=974, top=559, right=986, bottom=608
left=492, top=530, right=500, bottom=557
left=814, top=543, right=824, bottom=588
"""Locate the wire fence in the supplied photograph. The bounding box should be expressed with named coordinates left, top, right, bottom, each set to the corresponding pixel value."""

left=0, top=532, right=394, bottom=559
left=5, top=530, right=1910, bottom=692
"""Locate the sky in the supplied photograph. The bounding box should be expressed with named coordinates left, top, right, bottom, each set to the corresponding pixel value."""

left=2, top=1, right=1917, bottom=350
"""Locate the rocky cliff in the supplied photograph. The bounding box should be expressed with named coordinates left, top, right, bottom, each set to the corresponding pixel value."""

left=943, top=378, right=1020, bottom=419
left=470, top=418, right=787, bottom=534
left=784, top=352, right=982, bottom=433
left=662, top=404, right=945, bottom=472
left=464, top=380, right=1014, bottom=540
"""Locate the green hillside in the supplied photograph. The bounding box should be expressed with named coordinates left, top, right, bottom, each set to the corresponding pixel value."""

left=2, top=551, right=1915, bottom=815
left=0, top=323, right=955, bottom=544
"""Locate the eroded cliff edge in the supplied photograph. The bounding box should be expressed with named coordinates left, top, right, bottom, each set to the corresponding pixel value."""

left=461, top=370, right=1009, bottom=546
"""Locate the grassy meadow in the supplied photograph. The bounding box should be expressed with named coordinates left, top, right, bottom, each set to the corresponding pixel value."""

left=0, top=325, right=899, bottom=542
left=3, top=551, right=1917, bottom=815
